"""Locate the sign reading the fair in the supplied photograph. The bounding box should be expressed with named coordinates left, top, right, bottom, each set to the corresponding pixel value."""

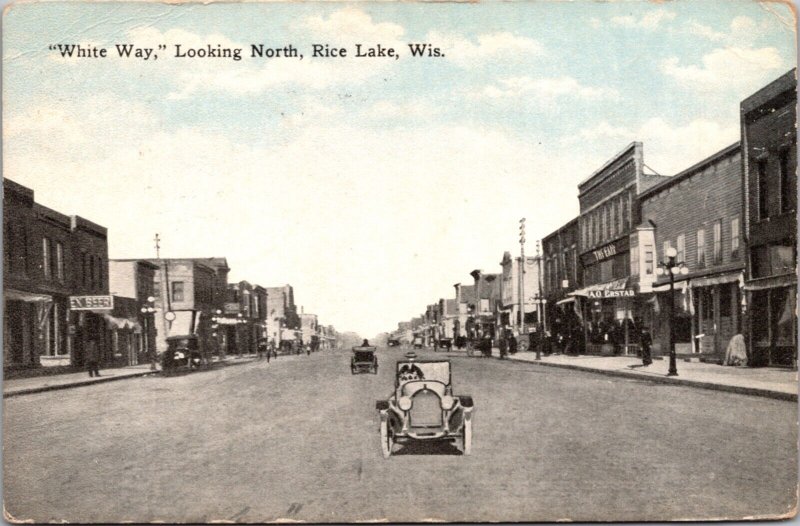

left=586, top=289, right=635, bottom=299
left=69, top=295, right=114, bottom=310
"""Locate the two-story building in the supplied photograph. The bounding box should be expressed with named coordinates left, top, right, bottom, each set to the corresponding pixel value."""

left=3, top=179, right=112, bottom=371
left=541, top=218, right=583, bottom=350
left=265, top=284, right=300, bottom=346
left=640, top=143, right=745, bottom=360
left=109, top=259, right=159, bottom=365
left=499, top=251, right=541, bottom=334
left=741, top=69, right=797, bottom=367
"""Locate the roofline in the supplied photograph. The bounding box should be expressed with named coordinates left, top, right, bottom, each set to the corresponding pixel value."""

left=639, top=142, right=740, bottom=200
left=577, top=142, right=640, bottom=189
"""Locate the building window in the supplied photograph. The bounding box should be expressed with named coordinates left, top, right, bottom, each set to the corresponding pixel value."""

left=42, top=237, right=51, bottom=279
left=662, top=240, right=671, bottom=261
left=81, top=251, right=87, bottom=285
left=713, top=221, right=722, bottom=263
left=697, top=229, right=706, bottom=267
left=779, top=149, right=794, bottom=214
left=153, top=279, right=161, bottom=299
left=56, top=242, right=64, bottom=281
left=630, top=243, right=639, bottom=276
left=644, top=244, right=654, bottom=275
left=757, top=158, right=769, bottom=220
left=677, top=234, right=685, bottom=263
left=90, top=255, right=96, bottom=289
left=172, top=281, right=185, bottom=302
left=98, top=257, right=104, bottom=290
left=731, top=217, right=740, bottom=259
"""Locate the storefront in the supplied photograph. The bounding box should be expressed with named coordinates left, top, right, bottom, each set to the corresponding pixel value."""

left=3, top=289, right=54, bottom=369
left=570, top=278, right=641, bottom=355
left=746, top=276, right=796, bottom=367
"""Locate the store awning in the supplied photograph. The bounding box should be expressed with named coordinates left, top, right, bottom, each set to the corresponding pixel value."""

left=556, top=297, right=576, bottom=305
left=215, top=318, right=240, bottom=325
left=652, top=271, right=744, bottom=292
left=744, top=274, right=797, bottom=291
left=692, top=271, right=743, bottom=289
left=102, top=314, right=141, bottom=332
left=5, top=289, right=53, bottom=303
left=570, top=278, right=633, bottom=298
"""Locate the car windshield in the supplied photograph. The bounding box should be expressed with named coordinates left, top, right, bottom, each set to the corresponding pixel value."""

left=396, top=360, right=450, bottom=386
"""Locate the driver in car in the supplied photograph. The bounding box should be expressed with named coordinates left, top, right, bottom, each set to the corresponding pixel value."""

left=398, top=363, right=425, bottom=382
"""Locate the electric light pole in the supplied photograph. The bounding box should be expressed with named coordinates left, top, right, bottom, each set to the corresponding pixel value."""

left=519, top=218, right=526, bottom=337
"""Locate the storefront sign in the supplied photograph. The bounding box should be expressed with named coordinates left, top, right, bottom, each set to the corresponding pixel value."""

left=581, top=237, right=630, bottom=266
left=586, top=289, right=635, bottom=299
left=69, top=295, right=114, bottom=310
left=224, top=302, right=240, bottom=314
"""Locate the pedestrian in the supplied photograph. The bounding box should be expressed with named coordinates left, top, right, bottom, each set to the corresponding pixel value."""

left=640, top=324, right=653, bottom=366
left=498, top=334, right=508, bottom=359
left=509, top=333, right=518, bottom=355
left=85, top=339, right=101, bottom=377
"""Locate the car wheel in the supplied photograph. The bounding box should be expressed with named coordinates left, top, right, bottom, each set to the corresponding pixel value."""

left=380, top=418, right=392, bottom=458
left=462, top=419, right=472, bottom=455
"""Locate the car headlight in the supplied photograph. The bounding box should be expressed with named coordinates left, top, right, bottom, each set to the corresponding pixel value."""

left=398, top=396, right=412, bottom=411
left=441, top=395, right=455, bottom=410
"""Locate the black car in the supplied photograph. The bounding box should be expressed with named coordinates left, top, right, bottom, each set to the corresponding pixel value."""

left=387, top=339, right=401, bottom=347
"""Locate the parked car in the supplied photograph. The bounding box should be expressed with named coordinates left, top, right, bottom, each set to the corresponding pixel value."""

left=437, top=338, right=453, bottom=351
left=412, top=336, right=424, bottom=349
left=351, top=346, right=378, bottom=374
left=375, top=356, right=474, bottom=458
left=387, top=339, right=401, bottom=347
left=161, top=335, right=203, bottom=374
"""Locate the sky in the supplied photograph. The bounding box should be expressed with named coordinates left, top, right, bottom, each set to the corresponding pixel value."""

left=3, top=0, right=796, bottom=337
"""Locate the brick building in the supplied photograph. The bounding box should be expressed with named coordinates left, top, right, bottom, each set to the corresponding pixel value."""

left=570, top=143, right=667, bottom=354
left=4, top=179, right=111, bottom=371
left=467, top=270, right=502, bottom=340
left=541, top=218, right=583, bottom=351
left=741, top=69, right=797, bottom=367
left=640, top=143, right=744, bottom=360
left=452, top=283, right=475, bottom=340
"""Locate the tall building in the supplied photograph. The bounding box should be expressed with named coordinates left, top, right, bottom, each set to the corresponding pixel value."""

left=741, top=68, right=797, bottom=367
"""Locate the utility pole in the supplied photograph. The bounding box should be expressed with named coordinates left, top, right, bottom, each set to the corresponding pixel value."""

left=519, top=218, right=526, bottom=336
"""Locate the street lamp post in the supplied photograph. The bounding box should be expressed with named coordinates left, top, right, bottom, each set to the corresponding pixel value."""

left=140, top=296, right=157, bottom=370
left=655, top=246, right=689, bottom=376
left=519, top=218, right=526, bottom=337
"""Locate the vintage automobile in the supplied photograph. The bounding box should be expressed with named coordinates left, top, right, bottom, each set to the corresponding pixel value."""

left=412, top=336, right=424, bottom=349
left=351, top=346, right=378, bottom=374
left=436, top=337, right=453, bottom=351
left=387, top=339, right=401, bottom=347
left=376, top=357, right=474, bottom=458
left=162, top=334, right=203, bottom=373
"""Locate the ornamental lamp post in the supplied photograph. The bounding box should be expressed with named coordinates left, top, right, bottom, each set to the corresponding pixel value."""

left=140, top=296, right=157, bottom=370
left=655, top=246, right=689, bottom=376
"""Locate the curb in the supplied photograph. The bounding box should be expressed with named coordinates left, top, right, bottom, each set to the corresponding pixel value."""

left=507, top=356, right=797, bottom=402
left=3, top=370, right=157, bottom=398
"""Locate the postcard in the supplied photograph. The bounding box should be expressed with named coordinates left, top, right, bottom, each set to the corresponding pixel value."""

left=2, top=0, right=797, bottom=522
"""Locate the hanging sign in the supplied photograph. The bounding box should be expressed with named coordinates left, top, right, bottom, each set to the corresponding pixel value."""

left=69, top=295, right=114, bottom=310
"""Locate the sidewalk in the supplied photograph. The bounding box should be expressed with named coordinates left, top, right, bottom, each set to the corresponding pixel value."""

left=507, top=352, right=798, bottom=401
left=3, top=354, right=260, bottom=398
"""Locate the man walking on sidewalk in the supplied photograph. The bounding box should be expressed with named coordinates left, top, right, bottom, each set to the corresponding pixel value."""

left=85, top=339, right=101, bottom=377
left=639, top=321, right=653, bottom=366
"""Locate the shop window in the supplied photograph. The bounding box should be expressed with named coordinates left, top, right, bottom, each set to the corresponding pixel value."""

left=731, top=217, right=740, bottom=259
left=773, top=287, right=796, bottom=348
left=701, top=288, right=714, bottom=321
left=779, top=149, right=794, bottom=214
left=172, top=281, right=185, bottom=302
left=696, top=229, right=705, bottom=267
left=757, top=158, right=769, bottom=220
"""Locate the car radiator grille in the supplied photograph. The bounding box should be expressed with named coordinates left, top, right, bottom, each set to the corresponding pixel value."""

left=409, top=389, right=442, bottom=427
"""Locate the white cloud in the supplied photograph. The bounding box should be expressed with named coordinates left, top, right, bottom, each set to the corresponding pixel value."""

left=688, top=22, right=726, bottom=42
left=469, top=75, right=617, bottom=102
left=660, top=46, right=784, bottom=93
left=366, top=100, right=437, bottom=119
left=426, top=30, right=544, bottom=68
left=611, top=8, right=675, bottom=30
left=302, top=7, right=405, bottom=45
left=570, top=117, right=739, bottom=174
